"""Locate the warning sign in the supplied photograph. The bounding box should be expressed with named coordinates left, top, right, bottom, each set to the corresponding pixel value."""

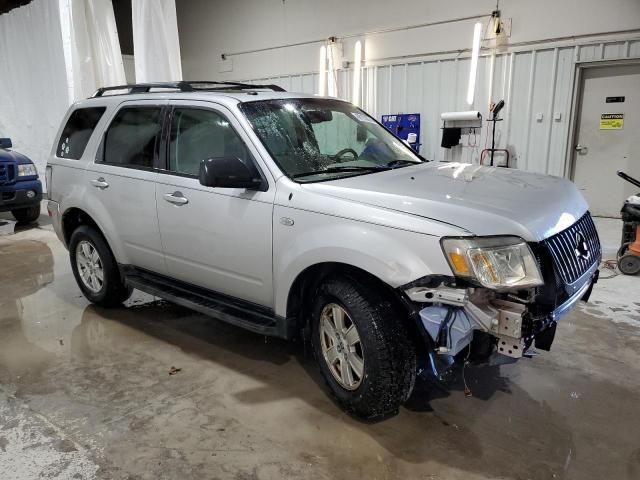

left=600, top=113, right=624, bottom=129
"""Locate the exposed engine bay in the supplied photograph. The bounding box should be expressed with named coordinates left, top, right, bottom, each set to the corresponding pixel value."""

left=403, top=212, right=602, bottom=372
left=408, top=286, right=544, bottom=360
left=405, top=270, right=597, bottom=369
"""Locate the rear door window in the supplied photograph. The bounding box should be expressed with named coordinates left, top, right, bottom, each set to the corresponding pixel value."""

left=102, top=106, right=163, bottom=169
left=57, top=107, right=106, bottom=159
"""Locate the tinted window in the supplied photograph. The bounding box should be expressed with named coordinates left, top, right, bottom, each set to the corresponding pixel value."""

left=169, top=108, right=256, bottom=176
left=57, top=107, right=106, bottom=159
left=103, top=107, right=162, bottom=168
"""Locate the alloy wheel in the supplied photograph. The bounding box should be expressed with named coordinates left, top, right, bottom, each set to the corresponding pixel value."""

left=319, top=303, right=365, bottom=390
left=76, top=240, right=104, bottom=293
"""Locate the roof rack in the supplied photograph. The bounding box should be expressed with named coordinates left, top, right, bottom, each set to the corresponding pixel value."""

left=92, top=80, right=286, bottom=97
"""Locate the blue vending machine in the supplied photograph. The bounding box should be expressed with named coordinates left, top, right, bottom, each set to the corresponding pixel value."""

left=381, top=113, right=421, bottom=153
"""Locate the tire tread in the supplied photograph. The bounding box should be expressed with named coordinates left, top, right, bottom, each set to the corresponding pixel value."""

left=69, top=225, right=131, bottom=307
left=12, top=205, right=40, bottom=223
left=312, top=274, right=416, bottom=420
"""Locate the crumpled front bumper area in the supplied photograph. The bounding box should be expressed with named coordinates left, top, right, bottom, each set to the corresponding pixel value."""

left=404, top=267, right=598, bottom=360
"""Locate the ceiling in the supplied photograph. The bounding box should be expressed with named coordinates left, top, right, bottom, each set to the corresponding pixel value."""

left=0, top=0, right=133, bottom=55
left=0, top=0, right=32, bottom=15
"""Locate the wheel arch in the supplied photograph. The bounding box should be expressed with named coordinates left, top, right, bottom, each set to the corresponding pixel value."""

left=284, top=262, right=427, bottom=353
left=61, top=207, right=123, bottom=263
left=62, top=207, right=103, bottom=245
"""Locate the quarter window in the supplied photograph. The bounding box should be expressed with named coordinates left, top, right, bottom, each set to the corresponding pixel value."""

left=169, top=108, right=256, bottom=177
left=103, top=107, right=162, bottom=168
left=57, top=107, right=106, bottom=159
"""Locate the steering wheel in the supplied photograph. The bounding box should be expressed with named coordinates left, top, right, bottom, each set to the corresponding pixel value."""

left=333, top=148, right=359, bottom=163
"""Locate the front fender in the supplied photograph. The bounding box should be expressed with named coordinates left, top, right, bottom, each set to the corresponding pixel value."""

left=273, top=205, right=455, bottom=317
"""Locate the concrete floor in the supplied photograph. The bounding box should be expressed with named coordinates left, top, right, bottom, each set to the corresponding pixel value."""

left=1, top=213, right=639, bottom=480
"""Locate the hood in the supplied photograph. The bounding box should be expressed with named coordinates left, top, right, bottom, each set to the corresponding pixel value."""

left=0, top=148, right=33, bottom=165
left=302, top=162, right=588, bottom=241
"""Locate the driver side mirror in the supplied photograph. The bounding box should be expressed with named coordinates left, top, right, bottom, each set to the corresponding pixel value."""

left=0, top=138, right=12, bottom=149
left=199, top=157, right=264, bottom=190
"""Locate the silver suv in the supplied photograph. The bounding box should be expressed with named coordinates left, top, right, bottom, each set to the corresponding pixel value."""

left=46, top=81, right=601, bottom=419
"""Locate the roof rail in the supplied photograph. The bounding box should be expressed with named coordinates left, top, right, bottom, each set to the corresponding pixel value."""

left=92, top=80, right=286, bottom=97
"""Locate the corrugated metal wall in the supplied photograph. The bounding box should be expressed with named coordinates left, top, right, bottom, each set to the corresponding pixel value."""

left=247, top=38, right=640, bottom=177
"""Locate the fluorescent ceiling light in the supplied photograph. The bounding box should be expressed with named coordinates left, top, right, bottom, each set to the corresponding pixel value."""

left=327, top=43, right=336, bottom=97
left=466, top=22, right=482, bottom=106
left=352, top=41, right=362, bottom=106
left=318, top=46, right=327, bottom=96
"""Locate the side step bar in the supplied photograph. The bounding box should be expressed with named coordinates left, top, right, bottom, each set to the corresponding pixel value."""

left=123, top=267, right=292, bottom=339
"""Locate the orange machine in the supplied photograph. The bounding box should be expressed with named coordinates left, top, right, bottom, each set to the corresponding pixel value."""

left=617, top=172, right=640, bottom=276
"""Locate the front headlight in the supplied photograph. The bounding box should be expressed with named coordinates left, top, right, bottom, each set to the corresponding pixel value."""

left=17, top=163, right=37, bottom=177
left=441, top=236, right=543, bottom=290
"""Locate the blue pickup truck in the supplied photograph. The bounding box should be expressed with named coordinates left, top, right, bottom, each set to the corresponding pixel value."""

left=0, top=138, right=42, bottom=223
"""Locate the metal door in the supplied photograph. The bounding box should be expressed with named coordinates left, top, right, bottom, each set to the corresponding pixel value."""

left=155, top=100, right=275, bottom=308
left=572, top=63, right=640, bottom=217
left=85, top=101, right=167, bottom=274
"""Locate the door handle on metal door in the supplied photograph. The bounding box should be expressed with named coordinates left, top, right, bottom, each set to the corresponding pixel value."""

left=575, top=144, right=588, bottom=154
left=163, top=192, right=189, bottom=206
left=90, top=177, right=109, bottom=189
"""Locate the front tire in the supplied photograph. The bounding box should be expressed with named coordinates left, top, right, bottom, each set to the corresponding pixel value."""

left=69, top=226, right=132, bottom=307
left=12, top=205, right=40, bottom=223
left=311, top=275, right=416, bottom=420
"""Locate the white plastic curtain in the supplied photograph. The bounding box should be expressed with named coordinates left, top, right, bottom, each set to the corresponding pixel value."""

left=0, top=0, right=70, bottom=172
left=61, top=0, right=127, bottom=100
left=132, top=0, right=182, bottom=82
left=0, top=0, right=124, bottom=176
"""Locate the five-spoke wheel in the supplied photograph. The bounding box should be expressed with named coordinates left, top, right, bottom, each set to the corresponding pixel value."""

left=76, top=240, right=104, bottom=293
left=319, top=303, right=365, bottom=390
left=69, top=225, right=132, bottom=307
left=311, top=275, right=416, bottom=419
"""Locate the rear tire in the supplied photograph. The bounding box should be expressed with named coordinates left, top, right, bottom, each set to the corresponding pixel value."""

left=12, top=205, right=40, bottom=223
left=311, top=275, right=416, bottom=420
left=69, top=225, right=132, bottom=307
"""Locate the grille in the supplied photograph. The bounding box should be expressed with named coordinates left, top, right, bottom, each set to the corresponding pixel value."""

left=0, top=163, right=14, bottom=185
left=542, top=212, right=601, bottom=285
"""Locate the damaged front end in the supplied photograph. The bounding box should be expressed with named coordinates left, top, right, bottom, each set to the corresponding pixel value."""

left=402, top=212, right=601, bottom=377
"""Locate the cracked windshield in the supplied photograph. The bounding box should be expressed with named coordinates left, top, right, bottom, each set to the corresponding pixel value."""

left=240, top=98, right=423, bottom=182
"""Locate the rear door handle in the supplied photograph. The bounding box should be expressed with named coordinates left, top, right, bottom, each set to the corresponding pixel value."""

left=163, top=191, right=189, bottom=206
left=90, top=177, right=109, bottom=189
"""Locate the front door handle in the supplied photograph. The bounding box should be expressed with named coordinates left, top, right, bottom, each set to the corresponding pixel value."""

left=575, top=144, right=588, bottom=155
left=90, top=177, right=109, bottom=189
left=163, top=191, right=189, bottom=206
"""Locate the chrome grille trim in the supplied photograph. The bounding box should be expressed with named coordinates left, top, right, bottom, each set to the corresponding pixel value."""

left=542, top=212, right=601, bottom=286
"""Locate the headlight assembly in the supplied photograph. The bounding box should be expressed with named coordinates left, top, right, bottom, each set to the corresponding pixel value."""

left=17, top=163, right=37, bottom=177
left=441, top=236, right=543, bottom=290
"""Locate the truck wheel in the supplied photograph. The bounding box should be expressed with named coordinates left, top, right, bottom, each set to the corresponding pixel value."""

left=311, top=275, right=416, bottom=420
left=617, top=242, right=630, bottom=260
left=12, top=205, right=40, bottom=223
left=618, top=254, right=640, bottom=276
left=69, top=225, right=132, bottom=307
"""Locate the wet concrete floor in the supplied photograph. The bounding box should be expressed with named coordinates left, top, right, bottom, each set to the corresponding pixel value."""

left=1, top=216, right=640, bottom=479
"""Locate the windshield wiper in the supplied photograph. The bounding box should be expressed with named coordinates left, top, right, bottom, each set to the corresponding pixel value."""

left=385, top=159, right=421, bottom=168
left=292, top=165, right=390, bottom=179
